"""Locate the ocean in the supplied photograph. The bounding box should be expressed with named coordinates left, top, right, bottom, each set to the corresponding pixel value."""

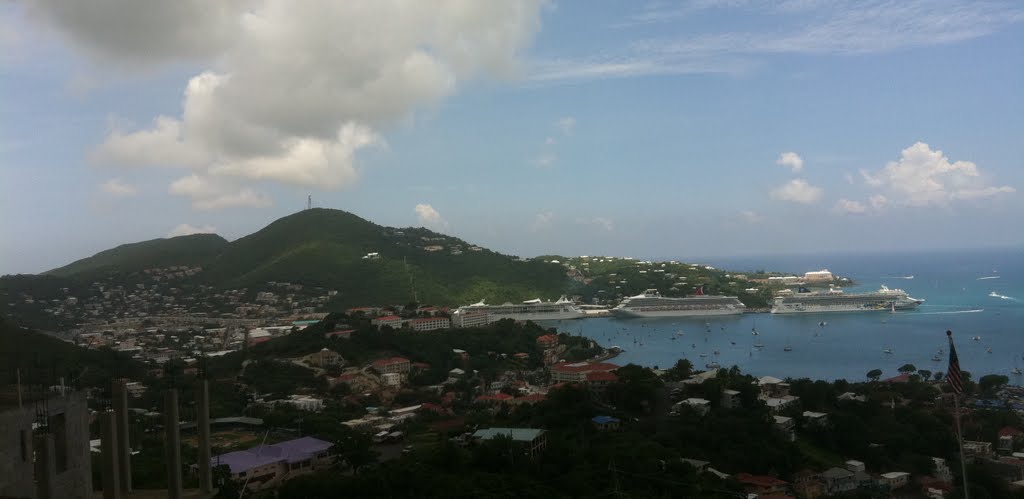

left=545, top=247, right=1024, bottom=383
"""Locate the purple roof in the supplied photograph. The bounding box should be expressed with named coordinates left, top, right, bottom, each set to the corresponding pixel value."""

left=212, top=436, right=333, bottom=473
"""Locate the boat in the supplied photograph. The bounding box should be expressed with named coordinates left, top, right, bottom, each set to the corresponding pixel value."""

left=883, top=348, right=893, bottom=354
left=1013, top=368, right=1023, bottom=375
left=818, top=321, right=827, bottom=327
left=753, top=343, right=765, bottom=348
left=932, top=355, right=942, bottom=362
left=453, top=296, right=588, bottom=323
left=705, top=362, right=721, bottom=369
left=770, top=285, right=924, bottom=314
left=612, top=289, right=746, bottom=318
left=783, top=346, right=793, bottom=352
left=973, top=336, right=982, bottom=341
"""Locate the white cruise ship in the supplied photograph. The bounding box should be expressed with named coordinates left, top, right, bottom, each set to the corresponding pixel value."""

left=453, top=296, right=587, bottom=324
left=611, top=289, right=746, bottom=318
left=771, top=285, right=923, bottom=314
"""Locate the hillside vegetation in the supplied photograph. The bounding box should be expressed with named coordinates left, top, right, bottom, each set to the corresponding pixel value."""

left=20, top=209, right=568, bottom=309
left=45, top=233, right=228, bottom=279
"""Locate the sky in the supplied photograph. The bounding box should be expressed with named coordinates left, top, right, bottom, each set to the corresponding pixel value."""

left=2, top=0, right=1023, bottom=274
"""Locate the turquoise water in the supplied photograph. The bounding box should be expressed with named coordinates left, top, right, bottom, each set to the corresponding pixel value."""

left=545, top=248, right=1024, bottom=382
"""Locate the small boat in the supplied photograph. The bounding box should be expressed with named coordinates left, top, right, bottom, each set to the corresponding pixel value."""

left=973, top=336, right=982, bottom=341
left=753, top=343, right=765, bottom=348
left=1012, top=367, right=1023, bottom=375
left=783, top=346, right=793, bottom=352
left=675, top=331, right=685, bottom=336
left=931, top=355, right=942, bottom=362
left=883, top=348, right=893, bottom=354
left=705, top=362, right=720, bottom=369
left=713, top=350, right=720, bottom=355
left=818, top=321, right=827, bottom=327
left=986, top=348, right=993, bottom=354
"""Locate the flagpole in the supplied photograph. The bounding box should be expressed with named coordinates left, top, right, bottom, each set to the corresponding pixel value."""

left=948, top=330, right=969, bottom=499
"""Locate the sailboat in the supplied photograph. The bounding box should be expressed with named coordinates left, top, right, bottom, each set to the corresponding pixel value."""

left=883, top=347, right=893, bottom=354
left=751, top=319, right=759, bottom=336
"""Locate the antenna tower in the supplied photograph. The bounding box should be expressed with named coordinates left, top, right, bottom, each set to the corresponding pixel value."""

left=307, top=195, right=312, bottom=210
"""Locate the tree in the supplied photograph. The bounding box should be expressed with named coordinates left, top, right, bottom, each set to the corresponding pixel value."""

left=934, top=371, right=944, bottom=381
left=866, top=369, right=883, bottom=382
left=898, top=364, right=917, bottom=374
left=918, top=369, right=932, bottom=381
left=978, top=374, right=1009, bottom=395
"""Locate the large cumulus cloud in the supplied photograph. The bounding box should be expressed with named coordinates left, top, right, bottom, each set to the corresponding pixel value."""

left=33, top=0, right=545, bottom=209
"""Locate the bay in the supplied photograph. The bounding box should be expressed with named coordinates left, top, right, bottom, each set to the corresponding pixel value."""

left=543, top=247, right=1024, bottom=382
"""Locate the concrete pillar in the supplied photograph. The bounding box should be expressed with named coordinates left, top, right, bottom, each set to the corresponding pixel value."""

left=99, top=412, right=121, bottom=499
left=163, top=389, right=183, bottom=499
left=34, top=434, right=56, bottom=499
left=113, top=381, right=133, bottom=494
left=197, top=379, right=213, bottom=494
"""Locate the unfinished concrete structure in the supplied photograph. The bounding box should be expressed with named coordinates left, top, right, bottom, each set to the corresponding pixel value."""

left=0, top=391, right=93, bottom=499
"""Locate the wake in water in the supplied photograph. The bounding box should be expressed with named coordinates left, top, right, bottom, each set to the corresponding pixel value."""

left=977, top=276, right=1001, bottom=280
left=914, top=309, right=985, bottom=315
left=989, top=291, right=1017, bottom=301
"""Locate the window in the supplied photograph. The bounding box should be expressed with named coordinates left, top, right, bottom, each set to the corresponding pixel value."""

left=49, top=412, right=67, bottom=473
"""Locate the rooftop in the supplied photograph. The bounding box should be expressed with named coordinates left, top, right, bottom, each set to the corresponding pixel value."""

left=472, top=427, right=545, bottom=442
left=212, top=436, right=332, bottom=474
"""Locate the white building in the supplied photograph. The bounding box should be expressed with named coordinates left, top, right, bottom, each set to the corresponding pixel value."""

left=409, top=317, right=451, bottom=332
left=804, top=269, right=834, bottom=282
left=879, top=471, right=910, bottom=489
left=382, top=373, right=401, bottom=386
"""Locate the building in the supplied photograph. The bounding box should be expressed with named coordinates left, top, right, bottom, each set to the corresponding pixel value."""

left=300, top=348, right=345, bottom=368
left=382, top=373, right=402, bottom=386
left=212, top=436, right=333, bottom=491
left=371, top=315, right=404, bottom=329
left=735, top=473, right=789, bottom=496
left=0, top=392, right=92, bottom=499
left=451, top=309, right=488, bottom=328
left=372, top=357, right=411, bottom=375
left=675, top=398, right=711, bottom=417
left=932, top=457, right=953, bottom=483
left=820, top=467, right=856, bottom=495
left=721, top=389, right=741, bottom=409
left=803, top=411, right=829, bottom=428
left=845, top=460, right=865, bottom=473
left=536, top=334, right=559, bottom=349
left=879, top=471, right=910, bottom=490
left=773, top=415, right=796, bottom=442
left=804, top=269, right=834, bottom=282
left=592, top=415, right=621, bottom=431
left=963, top=440, right=993, bottom=459
left=471, top=428, right=547, bottom=457
left=409, top=317, right=451, bottom=332
left=550, top=362, right=620, bottom=383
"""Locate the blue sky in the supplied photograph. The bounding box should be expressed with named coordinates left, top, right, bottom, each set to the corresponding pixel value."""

left=2, top=0, right=1022, bottom=274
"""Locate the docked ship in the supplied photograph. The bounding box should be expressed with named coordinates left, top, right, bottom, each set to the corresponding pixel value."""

left=770, top=285, right=924, bottom=314
left=452, top=296, right=587, bottom=324
left=611, top=289, right=746, bottom=318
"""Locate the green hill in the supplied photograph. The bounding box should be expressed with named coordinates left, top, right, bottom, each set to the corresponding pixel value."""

left=45, top=233, right=228, bottom=279
left=0, top=316, right=143, bottom=396
left=206, top=208, right=569, bottom=306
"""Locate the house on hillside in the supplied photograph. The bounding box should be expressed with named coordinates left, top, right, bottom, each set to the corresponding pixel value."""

left=371, top=315, right=404, bottom=329
left=212, top=436, right=333, bottom=491
left=471, top=428, right=547, bottom=457
left=372, top=357, right=411, bottom=375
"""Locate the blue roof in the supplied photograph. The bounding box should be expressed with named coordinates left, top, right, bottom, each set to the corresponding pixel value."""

left=472, top=428, right=545, bottom=442
left=212, top=436, right=333, bottom=473
left=592, top=415, right=620, bottom=424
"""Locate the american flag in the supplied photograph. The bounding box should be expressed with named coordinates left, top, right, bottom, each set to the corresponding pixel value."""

left=947, top=330, right=963, bottom=394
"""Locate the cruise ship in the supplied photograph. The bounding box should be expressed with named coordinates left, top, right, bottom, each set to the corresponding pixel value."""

left=611, top=289, right=746, bottom=318
left=452, top=296, right=587, bottom=324
left=771, top=285, right=924, bottom=314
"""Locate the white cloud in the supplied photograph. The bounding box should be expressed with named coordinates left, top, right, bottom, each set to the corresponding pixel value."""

left=414, top=203, right=449, bottom=230
left=770, top=178, right=823, bottom=204
left=556, top=116, right=576, bottom=135
left=44, top=1, right=544, bottom=204
left=99, top=177, right=137, bottom=196
left=579, top=216, right=615, bottom=232
left=738, top=210, right=765, bottom=223
left=776, top=152, right=804, bottom=172
left=859, top=142, right=1014, bottom=206
left=537, top=1, right=1024, bottom=83
left=835, top=199, right=867, bottom=214
left=532, top=153, right=556, bottom=168
left=168, top=174, right=272, bottom=211
left=869, top=194, right=889, bottom=210
left=167, top=223, right=217, bottom=238
left=532, top=211, right=555, bottom=231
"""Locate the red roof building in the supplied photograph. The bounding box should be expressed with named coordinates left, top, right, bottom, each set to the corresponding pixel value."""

left=371, top=315, right=404, bottom=329
left=536, top=334, right=559, bottom=349
left=474, top=393, right=514, bottom=404
left=372, top=357, right=411, bottom=375
left=550, top=362, right=620, bottom=383
left=735, top=473, right=789, bottom=495
left=324, top=329, right=355, bottom=339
